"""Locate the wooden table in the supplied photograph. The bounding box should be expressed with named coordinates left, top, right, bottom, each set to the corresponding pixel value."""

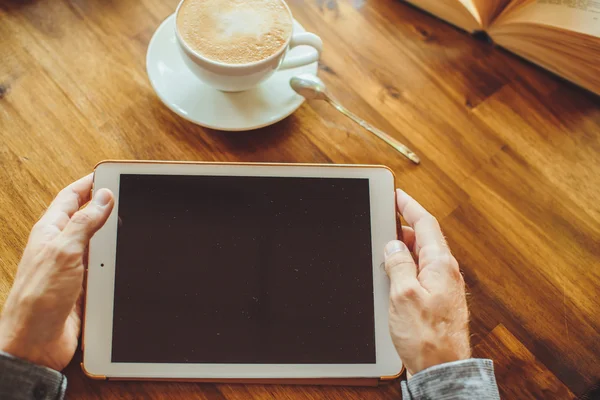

left=1, top=0, right=599, bottom=398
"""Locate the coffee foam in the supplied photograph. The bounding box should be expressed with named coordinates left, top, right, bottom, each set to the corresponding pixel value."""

left=177, top=0, right=293, bottom=65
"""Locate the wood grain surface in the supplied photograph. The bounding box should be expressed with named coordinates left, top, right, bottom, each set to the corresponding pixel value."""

left=1, top=0, right=599, bottom=398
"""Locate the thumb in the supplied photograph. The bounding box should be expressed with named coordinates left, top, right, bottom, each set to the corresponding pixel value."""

left=58, top=188, right=114, bottom=252
left=384, top=240, right=422, bottom=299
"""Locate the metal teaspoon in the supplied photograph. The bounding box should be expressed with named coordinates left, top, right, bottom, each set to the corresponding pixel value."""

left=290, top=73, right=420, bottom=165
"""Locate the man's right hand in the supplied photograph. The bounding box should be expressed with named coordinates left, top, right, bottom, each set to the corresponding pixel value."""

left=385, top=189, right=471, bottom=377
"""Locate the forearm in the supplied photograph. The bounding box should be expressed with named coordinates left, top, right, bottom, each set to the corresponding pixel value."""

left=401, top=358, right=500, bottom=400
left=0, top=352, right=66, bottom=400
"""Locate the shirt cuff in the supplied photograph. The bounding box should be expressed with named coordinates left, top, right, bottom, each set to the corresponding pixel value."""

left=401, top=358, right=500, bottom=400
left=0, top=351, right=67, bottom=400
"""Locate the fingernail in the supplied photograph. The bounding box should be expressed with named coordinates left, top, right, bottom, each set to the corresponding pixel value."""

left=385, top=240, right=407, bottom=257
left=396, top=188, right=409, bottom=201
left=93, top=189, right=111, bottom=206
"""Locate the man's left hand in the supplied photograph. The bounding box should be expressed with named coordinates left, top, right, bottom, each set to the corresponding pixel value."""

left=0, top=174, right=114, bottom=371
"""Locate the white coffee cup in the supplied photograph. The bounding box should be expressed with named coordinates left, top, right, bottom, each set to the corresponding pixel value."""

left=174, top=0, right=323, bottom=92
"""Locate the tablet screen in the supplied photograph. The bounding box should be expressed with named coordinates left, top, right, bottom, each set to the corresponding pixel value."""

left=111, top=174, right=376, bottom=364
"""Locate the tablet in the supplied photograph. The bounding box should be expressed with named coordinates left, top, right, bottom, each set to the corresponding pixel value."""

left=83, top=161, right=402, bottom=382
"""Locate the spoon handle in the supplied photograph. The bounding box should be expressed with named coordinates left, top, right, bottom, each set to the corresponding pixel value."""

left=325, top=98, right=420, bottom=165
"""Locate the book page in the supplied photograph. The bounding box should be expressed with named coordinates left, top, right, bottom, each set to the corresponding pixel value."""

left=470, top=0, right=513, bottom=27
left=495, top=0, right=532, bottom=18
left=492, top=34, right=600, bottom=94
left=457, top=0, right=482, bottom=24
left=402, top=0, right=482, bottom=32
left=494, top=0, right=600, bottom=37
left=493, top=25, right=599, bottom=68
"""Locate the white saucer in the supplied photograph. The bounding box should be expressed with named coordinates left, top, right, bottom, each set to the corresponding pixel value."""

left=146, top=14, right=319, bottom=131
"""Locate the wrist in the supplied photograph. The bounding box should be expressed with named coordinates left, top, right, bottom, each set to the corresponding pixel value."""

left=0, top=336, right=36, bottom=365
left=0, top=319, right=45, bottom=367
left=408, top=340, right=471, bottom=376
left=0, top=340, right=54, bottom=370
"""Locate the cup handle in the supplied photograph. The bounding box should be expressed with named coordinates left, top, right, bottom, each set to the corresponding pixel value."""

left=279, top=32, right=323, bottom=70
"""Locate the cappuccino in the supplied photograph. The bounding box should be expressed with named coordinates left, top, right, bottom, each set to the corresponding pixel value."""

left=177, top=0, right=293, bottom=65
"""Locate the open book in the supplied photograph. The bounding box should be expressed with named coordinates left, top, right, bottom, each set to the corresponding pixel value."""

left=403, top=0, right=600, bottom=95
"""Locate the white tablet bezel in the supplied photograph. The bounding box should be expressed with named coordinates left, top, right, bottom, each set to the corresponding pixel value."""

left=84, top=161, right=401, bottom=379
